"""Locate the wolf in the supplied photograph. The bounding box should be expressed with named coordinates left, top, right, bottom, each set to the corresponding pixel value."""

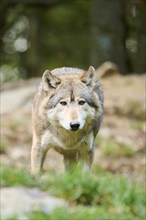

left=31, top=66, right=104, bottom=174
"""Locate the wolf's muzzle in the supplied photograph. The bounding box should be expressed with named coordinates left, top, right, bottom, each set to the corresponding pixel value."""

left=70, top=122, right=80, bottom=131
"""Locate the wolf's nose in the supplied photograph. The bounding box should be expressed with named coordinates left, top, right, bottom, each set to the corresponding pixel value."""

left=70, top=122, right=80, bottom=131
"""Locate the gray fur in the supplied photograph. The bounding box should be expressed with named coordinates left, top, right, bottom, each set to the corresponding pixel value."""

left=31, top=66, right=104, bottom=174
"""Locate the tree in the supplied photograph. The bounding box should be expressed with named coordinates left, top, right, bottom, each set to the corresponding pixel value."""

left=0, top=0, right=145, bottom=81
left=90, top=0, right=128, bottom=73
left=125, top=0, right=146, bottom=73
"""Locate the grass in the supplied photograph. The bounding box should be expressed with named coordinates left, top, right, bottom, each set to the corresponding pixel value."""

left=131, top=120, right=145, bottom=132
left=9, top=119, right=21, bottom=130
left=101, top=141, right=136, bottom=157
left=1, top=164, right=145, bottom=220
left=95, top=137, right=136, bottom=157
left=29, top=205, right=139, bottom=220
left=126, top=100, right=145, bottom=121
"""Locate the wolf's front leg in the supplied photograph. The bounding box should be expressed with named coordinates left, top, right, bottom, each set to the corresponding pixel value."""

left=78, top=149, right=94, bottom=172
left=63, top=153, right=78, bottom=171
left=31, top=139, right=47, bottom=175
left=63, top=150, right=93, bottom=172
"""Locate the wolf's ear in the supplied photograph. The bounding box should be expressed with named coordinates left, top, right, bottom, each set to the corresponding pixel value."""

left=80, top=66, right=95, bottom=85
left=42, top=70, right=61, bottom=91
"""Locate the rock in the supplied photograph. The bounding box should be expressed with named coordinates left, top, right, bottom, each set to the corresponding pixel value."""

left=1, top=187, right=68, bottom=219
left=0, top=86, right=36, bottom=115
left=95, top=61, right=119, bottom=78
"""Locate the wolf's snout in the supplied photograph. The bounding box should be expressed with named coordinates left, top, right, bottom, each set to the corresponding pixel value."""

left=70, top=122, right=80, bottom=131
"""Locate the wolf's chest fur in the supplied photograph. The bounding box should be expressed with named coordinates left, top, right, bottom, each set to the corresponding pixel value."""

left=41, top=126, right=94, bottom=153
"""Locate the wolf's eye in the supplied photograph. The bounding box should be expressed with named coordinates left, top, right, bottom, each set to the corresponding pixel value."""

left=60, top=101, right=67, bottom=106
left=78, top=100, right=85, bottom=105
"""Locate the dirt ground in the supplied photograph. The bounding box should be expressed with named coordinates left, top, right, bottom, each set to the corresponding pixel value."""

left=1, top=73, right=145, bottom=184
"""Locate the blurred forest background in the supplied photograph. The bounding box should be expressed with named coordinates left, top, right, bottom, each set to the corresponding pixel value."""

left=0, top=0, right=146, bottom=82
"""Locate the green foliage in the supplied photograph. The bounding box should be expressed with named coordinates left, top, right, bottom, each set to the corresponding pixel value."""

left=1, top=1, right=91, bottom=81
left=1, top=164, right=145, bottom=220
left=0, top=165, right=36, bottom=187
left=48, top=171, right=100, bottom=205
left=29, top=206, right=135, bottom=220
left=48, top=170, right=145, bottom=219
left=1, top=0, right=146, bottom=81
left=41, top=1, right=91, bottom=70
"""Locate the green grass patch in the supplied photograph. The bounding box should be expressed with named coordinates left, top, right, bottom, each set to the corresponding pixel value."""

left=131, top=120, right=145, bottom=132
left=126, top=100, right=145, bottom=121
left=9, top=119, right=21, bottom=130
left=29, top=205, right=138, bottom=220
left=0, top=165, right=36, bottom=187
left=102, top=141, right=136, bottom=157
left=1, top=164, right=145, bottom=220
left=96, top=137, right=136, bottom=157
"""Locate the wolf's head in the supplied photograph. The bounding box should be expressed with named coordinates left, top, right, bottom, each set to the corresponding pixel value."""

left=41, top=66, right=103, bottom=132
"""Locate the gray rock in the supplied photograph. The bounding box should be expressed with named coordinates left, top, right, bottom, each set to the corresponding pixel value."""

left=1, top=187, right=68, bottom=220
left=0, top=86, right=35, bottom=115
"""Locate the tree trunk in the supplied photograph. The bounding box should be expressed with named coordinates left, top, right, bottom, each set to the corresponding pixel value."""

left=20, top=7, right=42, bottom=78
left=133, top=0, right=146, bottom=73
left=90, top=0, right=127, bottom=73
